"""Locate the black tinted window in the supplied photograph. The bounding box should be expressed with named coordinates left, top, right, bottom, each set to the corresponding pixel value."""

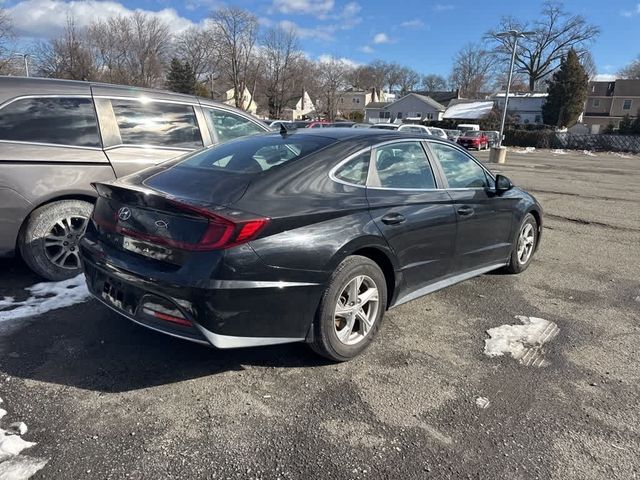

left=0, top=97, right=100, bottom=147
left=178, top=135, right=334, bottom=174
left=334, top=151, right=370, bottom=185
left=111, top=99, right=202, bottom=148
left=430, top=143, right=489, bottom=188
left=374, top=142, right=436, bottom=189
left=205, top=108, right=266, bottom=143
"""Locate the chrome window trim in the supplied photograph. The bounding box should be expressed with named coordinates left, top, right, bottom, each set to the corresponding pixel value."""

left=0, top=139, right=103, bottom=151
left=103, top=144, right=194, bottom=152
left=93, top=94, right=200, bottom=106
left=0, top=94, right=93, bottom=110
left=328, top=147, right=372, bottom=189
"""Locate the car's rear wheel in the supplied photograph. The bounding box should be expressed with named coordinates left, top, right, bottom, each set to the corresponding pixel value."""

left=19, top=200, right=93, bottom=281
left=310, top=255, right=387, bottom=361
left=503, top=213, right=538, bottom=274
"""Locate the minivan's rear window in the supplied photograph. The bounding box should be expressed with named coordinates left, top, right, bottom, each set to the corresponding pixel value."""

left=176, top=134, right=335, bottom=174
left=0, top=97, right=100, bottom=147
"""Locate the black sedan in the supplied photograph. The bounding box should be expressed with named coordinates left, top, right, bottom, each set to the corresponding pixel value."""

left=80, top=129, right=542, bottom=361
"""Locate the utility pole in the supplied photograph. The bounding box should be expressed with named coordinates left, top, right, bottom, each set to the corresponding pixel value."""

left=13, top=53, right=29, bottom=77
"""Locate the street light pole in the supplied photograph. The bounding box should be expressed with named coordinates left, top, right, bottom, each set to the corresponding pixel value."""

left=12, top=53, right=29, bottom=77
left=495, top=30, right=534, bottom=147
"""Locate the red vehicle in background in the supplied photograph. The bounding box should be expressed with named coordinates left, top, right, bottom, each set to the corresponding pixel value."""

left=306, top=120, right=331, bottom=128
left=456, top=131, right=490, bottom=150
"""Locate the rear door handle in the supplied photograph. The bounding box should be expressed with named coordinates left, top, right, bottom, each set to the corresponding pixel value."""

left=457, top=206, right=474, bottom=217
left=381, top=213, right=406, bottom=225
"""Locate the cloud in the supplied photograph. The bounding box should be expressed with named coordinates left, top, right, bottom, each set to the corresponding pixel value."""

left=433, top=3, right=454, bottom=12
left=318, top=54, right=359, bottom=67
left=399, top=19, right=425, bottom=29
left=7, top=0, right=195, bottom=38
left=271, top=0, right=335, bottom=16
left=278, top=19, right=334, bottom=42
left=621, top=3, right=640, bottom=17
left=372, top=32, right=391, bottom=44
left=359, top=45, right=374, bottom=54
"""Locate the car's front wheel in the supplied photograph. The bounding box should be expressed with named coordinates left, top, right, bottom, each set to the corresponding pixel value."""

left=504, top=213, right=538, bottom=274
left=310, top=255, right=387, bottom=361
left=19, top=199, right=93, bottom=281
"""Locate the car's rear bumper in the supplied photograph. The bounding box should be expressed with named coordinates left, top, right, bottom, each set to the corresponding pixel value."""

left=80, top=238, right=326, bottom=348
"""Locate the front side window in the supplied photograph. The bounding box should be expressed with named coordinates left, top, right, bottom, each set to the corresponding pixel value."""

left=0, top=97, right=100, bottom=147
left=334, top=151, right=370, bottom=186
left=430, top=142, right=489, bottom=189
left=622, top=99, right=632, bottom=110
left=205, top=108, right=265, bottom=143
left=111, top=99, right=202, bottom=148
left=374, top=142, right=436, bottom=189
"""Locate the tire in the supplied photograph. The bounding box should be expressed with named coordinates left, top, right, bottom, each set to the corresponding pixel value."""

left=503, top=213, right=538, bottom=274
left=310, top=255, right=387, bottom=361
left=19, top=199, right=94, bottom=281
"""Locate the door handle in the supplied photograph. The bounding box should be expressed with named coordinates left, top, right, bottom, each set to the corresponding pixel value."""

left=457, top=206, right=474, bottom=217
left=381, top=213, right=406, bottom=225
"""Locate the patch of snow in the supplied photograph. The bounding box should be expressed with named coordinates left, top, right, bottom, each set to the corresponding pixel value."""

left=7, top=424, right=27, bottom=437
left=513, top=147, right=536, bottom=154
left=475, top=397, right=490, bottom=409
left=484, top=316, right=559, bottom=367
left=551, top=149, right=567, bottom=155
left=582, top=150, right=596, bottom=157
left=0, top=275, right=90, bottom=322
left=0, top=403, right=48, bottom=479
left=613, top=152, right=632, bottom=159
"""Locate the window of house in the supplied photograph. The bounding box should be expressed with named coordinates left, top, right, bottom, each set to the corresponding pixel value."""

left=373, top=142, right=436, bottom=189
left=592, top=99, right=600, bottom=107
left=397, top=112, right=403, bottom=119
left=333, top=151, right=370, bottom=186
left=430, top=142, right=490, bottom=189
left=535, top=115, right=541, bottom=123
left=0, top=97, right=100, bottom=147
left=380, top=111, right=391, bottom=119
left=111, top=99, right=202, bottom=148
left=623, top=99, right=632, bottom=110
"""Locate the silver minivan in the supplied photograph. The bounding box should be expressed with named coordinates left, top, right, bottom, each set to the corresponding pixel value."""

left=0, top=76, right=270, bottom=280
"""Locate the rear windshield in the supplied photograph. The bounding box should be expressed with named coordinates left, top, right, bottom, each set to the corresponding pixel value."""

left=465, top=131, right=481, bottom=137
left=176, top=134, right=335, bottom=174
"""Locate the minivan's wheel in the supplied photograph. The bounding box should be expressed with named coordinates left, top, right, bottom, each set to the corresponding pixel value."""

left=20, top=200, right=93, bottom=281
left=310, top=255, right=387, bottom=361
left=503, top=213, right=538, bottom=274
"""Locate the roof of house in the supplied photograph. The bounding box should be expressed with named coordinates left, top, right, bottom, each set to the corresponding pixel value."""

left=285, top=95, right=303, bottom=109
left=392, top=93, right=446, bottom=111
left=365, top=101, right=392, bottom=109
left=411, top=90, right=459, bottom=106
left=443, top=100, right=495, bottom=120
left=492, top=92, right=548, bottom=98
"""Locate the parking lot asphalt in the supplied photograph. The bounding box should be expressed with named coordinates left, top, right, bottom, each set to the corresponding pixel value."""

left=1, top=148, right=639, bottom=479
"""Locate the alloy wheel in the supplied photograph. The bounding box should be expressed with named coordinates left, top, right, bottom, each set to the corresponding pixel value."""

left=334, top=275, right=379, bottom=345
left=44, top=215, right=88, bottom=269
left=517, top=223, right=535, bottom=265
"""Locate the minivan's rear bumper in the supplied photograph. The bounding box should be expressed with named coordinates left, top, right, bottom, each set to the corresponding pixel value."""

left=80, top=238, right=325, bottom=348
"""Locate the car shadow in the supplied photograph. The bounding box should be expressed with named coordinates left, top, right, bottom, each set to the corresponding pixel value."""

left=0, top=283, right=329, bottom=393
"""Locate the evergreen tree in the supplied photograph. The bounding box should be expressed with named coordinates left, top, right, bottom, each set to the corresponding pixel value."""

left=618, top=114, right=634, bottom=135
left=166, top=58, right=196, bottom=94
left=541, top=49, right=589, bottom=128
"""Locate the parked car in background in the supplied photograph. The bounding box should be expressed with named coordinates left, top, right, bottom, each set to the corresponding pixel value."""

left=457, top=130, right=490, bottom=150
left=370, top=123, right=399, bottom=130
left=457, top=123, right=480, bottom=133
left=397, top=124, right=430, bottom=134
left=483, top=130, right=500, bottom=147
left=0, top=76, right=270, bottom=280
left=307, top=121, right=331, bottom=128
left=444, top=129, right=462, bottom=142
left=426, top=127, right=448, bottom=139
left=80, top=129, right=542, bottom=361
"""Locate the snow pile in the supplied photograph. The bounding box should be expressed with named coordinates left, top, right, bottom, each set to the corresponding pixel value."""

left=0, top=398, right=48, bottom=479
left=484, top=316, right=559, bottom=367
left=551, top=149, right=567, bottom=155
left=0, top=275, right=90, bottom=322
left=613, top=152, right=632, bottom=159
left=582, top=150, right=596, bottom=157
left=513, top=147, right=536, bottom=154
left=475, top=397, right=490, bottom=409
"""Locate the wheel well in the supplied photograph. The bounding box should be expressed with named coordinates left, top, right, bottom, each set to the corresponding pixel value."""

left=16, top=194, right=97, bottom=251
left=352, top=247, right=396, bottom=308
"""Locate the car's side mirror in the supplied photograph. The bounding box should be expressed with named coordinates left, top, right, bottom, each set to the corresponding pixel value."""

left=495, top=174, right=513, bottom=194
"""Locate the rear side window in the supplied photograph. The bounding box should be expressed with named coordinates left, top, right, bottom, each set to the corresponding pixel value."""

left=334, top=151, right=370, bottom=186
left=373, top=142, right=436, bottom=189
left=0, top=97, right=100, bottom=147
left=430, top=143, right=489, bottom=188
left=111, top=99, right=202, bottom=149
left=178, top=134, right=335, bottom=174
left=205, top=108, right=265, bottom=143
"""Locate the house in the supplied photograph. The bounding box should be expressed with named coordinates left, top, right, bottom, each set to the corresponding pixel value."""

left=365, top=93, right=445, bottom=123
left=492, top=92, right=548, bottom=125
left=583, top=79, right=640, bottom=133
left=443, top=99, right=494, bottom=121
left=337, top=88, right=386, bottom=117
left=281, top=90, right=316, bottom=120
left=410, top=90, right=460, bottom=107
left=214, top=86, right=259, bottom=115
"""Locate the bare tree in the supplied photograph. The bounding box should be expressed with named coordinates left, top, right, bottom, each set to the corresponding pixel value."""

left=36, top=15, right=95, bottom=80
left=396, top=66, right=421, bottom=95
left=487, top=1, right=600, bottom=91
left=618, top=56, right=640, bottom=80
left=210, top=7, right=259, bottom=110
left=318, top=57, right=352, bottom=121
left=449, top=43, right=496, bottom=98
left=0, top=8, right=15, bottom=74
left=174, top=25, right=219, bottom=81
left=88, top=12, right=171, bottom=87
left=421, top=74, right=447, bottom=91
left=260, top=25, right=303, bottom=118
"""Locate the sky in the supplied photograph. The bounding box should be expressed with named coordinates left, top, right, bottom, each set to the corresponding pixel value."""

left=3, top=0, right=639, bottom=78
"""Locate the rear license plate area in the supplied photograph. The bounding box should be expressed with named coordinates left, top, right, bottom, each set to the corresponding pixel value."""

left=101, top=279, right=137, bottom=315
